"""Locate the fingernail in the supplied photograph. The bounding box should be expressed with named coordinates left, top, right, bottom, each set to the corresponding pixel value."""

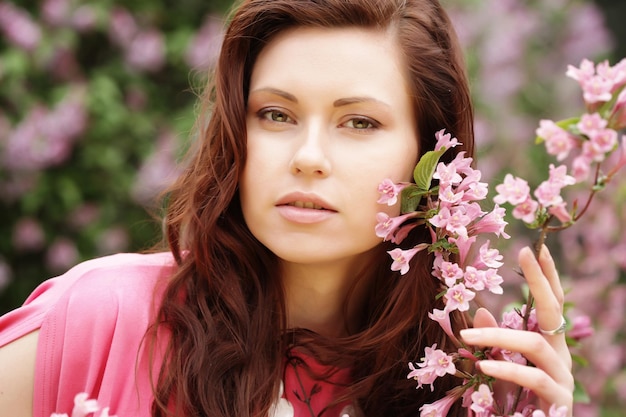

left=477, top=360, right=497, bottom=373
left=460, top=328, right=482, bottom=342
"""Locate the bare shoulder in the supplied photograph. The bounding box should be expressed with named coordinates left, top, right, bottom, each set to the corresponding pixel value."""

left=0, top=330, right=38, bottom=417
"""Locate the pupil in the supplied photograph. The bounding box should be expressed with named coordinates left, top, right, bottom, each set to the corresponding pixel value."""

left=273, top=111, right=286, bottom=122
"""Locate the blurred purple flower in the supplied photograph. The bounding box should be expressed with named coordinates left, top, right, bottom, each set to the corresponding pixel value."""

left=132, top=130, right=181, bottom=205
left=562, top=3, right=614, bottom=65
left=70, top=5, right=97, bottom=32
left=41, top=0, right=70, bottom=26
left=69, top=204, right=101, bottom=228
left=124, top=29, right=166, bottom=72
left=108, top=7, right=138, bottom=47
left=0, top=257, right=12, bottom=294
left=97, top=227, right=129, bottom=255
left=45, top=237, right=79, bottom=272
left=47, top=47, right=82, bottom=81
left=0, top=2, right=42, bottom=51
left=12, top=218, right=46, bottom=252
left=2, top=88, right=87, bottom=171
left=125, top=86, right=148, bottom=111
left=185, top=16, right=224, bottom=70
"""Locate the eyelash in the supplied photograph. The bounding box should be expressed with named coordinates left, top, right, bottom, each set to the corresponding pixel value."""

left=342, top=116, right=380, bottom=131
left=258, top=108, right=294, bottom=124
left=256, top=108, right=381, bottom=132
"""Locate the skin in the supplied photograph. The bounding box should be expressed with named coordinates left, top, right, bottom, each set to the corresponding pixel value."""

left=0, top=330, right=37, bottom=417
left=241, top=27, right=418, bottom=337
left=463, top=246, right=574, bottom=414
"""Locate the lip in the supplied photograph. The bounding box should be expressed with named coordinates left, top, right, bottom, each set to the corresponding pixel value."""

left=275, top=192, right=338, bottom=224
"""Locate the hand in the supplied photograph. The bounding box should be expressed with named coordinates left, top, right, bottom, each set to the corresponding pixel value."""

left=460, top=245, right=574, bottom=416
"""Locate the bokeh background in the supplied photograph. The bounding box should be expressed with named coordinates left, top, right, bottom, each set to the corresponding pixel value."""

left=1, top=0, right=624, bottom=416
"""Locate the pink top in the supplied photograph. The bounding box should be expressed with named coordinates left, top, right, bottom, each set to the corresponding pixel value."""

left=0, top=252, right=352, bottom=417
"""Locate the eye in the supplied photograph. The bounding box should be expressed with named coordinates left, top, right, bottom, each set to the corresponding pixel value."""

left=343, top=117, right=379, bottom=130
left=259, top=109, right=294, bottom=124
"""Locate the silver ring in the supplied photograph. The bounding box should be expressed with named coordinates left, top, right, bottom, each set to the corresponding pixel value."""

left=539, top=315, right=567, bottom=336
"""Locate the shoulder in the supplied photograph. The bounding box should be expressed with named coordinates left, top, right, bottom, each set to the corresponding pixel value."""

left=46, top=251, right=176, bottom=325
left=0, top=252, right=176, bottom=348
left=34, top=252, right=176, bottom=417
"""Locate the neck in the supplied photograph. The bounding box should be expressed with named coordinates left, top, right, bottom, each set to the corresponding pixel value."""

left=280, top=257, right=373, bottom=338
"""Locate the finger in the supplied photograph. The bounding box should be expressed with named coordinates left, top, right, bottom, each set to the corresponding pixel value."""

left=473, top=307, right=498, bottom=328
left=460, top=327, right=573, bottom=388
left=519, top=246, right=565, bottom=339
left=477, top=359, right=573, bottom=412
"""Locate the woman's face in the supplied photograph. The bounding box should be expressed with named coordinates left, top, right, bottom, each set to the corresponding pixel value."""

left=241, top=26, right=418, bottom=271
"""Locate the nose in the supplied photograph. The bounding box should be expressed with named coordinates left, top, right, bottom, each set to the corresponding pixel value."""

left=289, top=124, right=332, bottom=177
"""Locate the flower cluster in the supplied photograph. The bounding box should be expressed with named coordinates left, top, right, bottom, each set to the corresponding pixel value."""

left=377, top=58, right=626, bottom=417
left=50, top=393, right=115, bottom=417
left=496, top=59, right=626, bottom=231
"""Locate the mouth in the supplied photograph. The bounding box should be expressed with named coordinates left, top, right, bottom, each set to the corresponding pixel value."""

left=285, top=201, right=326, bottom=210
left=275, top=193, right=338, bottom=212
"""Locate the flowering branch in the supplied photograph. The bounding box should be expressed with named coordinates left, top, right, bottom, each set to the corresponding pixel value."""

left=377, top=58, right=625, bottom=417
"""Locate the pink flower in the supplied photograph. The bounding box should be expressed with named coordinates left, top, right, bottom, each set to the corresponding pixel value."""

left=438, top=184, right=464, bottom=205
left=437, top=261, right=464, bottom=287
left=566, top=59, right=595, bottom=83
left=548, top=164, right=576, bottom=188
left=494, top=174, right=530, bottom=205
left=581, top=75, right=613, bottom=104
left=388, top=246, right=425, bottom=275
left=407, top=362, right=438, bottom=391
left=548, top=202, right=572, bottom=223
left=463, top=266, right=486, bottom=291
left=71, top=393, right=99, bottom=417
left=377, top=179, right=408, bottom=206
left=447, top=235, right=476, bottom=266
left=512, top=196, right=539, bottom=224
left=477, top=241, right=503, bottom=268
left=597, top=58, right=626, bottom=92
left=577, top=113, right=607, bottom=137
left=484, top=268, right=503, bottom=294
left=536, top=120, right=577, bottom=161
left=532, top=404, right=569, bottom=417
left=418, top=394, right=457, bottom=417
left=424, top=344, right=456, bottom=377
left=569, top=314, right=594, bottom=340
left=589, top=128, right=618, bottom=154
left=534, top=181, right=563, bottom=207
left=433, top=162, right=462, bottom=187
left=470, top=384, right=494, bottom=415
left=428, top=308, right=455, bottom=340
left=434, top=128, right=460, bottom=151
left=375, top=212, right=417, bottom=243
left=469, top=205, right=510, bottom=239
left=571, top=154, right=592, bottom=182
left=608, top=88, right=626, bottom=130
left=445, top=283, right=475, bottom=312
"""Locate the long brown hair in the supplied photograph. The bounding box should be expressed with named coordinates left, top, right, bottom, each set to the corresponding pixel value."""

left=153, top=0, right=474, bottom=416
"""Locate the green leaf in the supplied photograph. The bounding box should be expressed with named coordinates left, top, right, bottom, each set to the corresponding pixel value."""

left=400, top=185, right=426, bottom=214
left=413, top=149, right=446, bottom=191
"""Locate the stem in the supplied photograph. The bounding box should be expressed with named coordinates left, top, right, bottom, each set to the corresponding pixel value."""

left=509, top=225, right=548, bottom=414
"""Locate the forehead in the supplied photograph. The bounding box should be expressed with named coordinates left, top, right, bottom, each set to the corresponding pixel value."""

left=249, top=26, right=412, bottom=101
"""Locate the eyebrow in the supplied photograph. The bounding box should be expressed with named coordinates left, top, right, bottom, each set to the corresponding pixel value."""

left=249, top=88, right=391, bottom=109
left=333, top=96, right=391, bottom=109
left=249, top=87, right=298, bottom=103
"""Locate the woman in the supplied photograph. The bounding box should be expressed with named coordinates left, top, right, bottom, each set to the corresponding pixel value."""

left=0, top=0, right=573, bottom=416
